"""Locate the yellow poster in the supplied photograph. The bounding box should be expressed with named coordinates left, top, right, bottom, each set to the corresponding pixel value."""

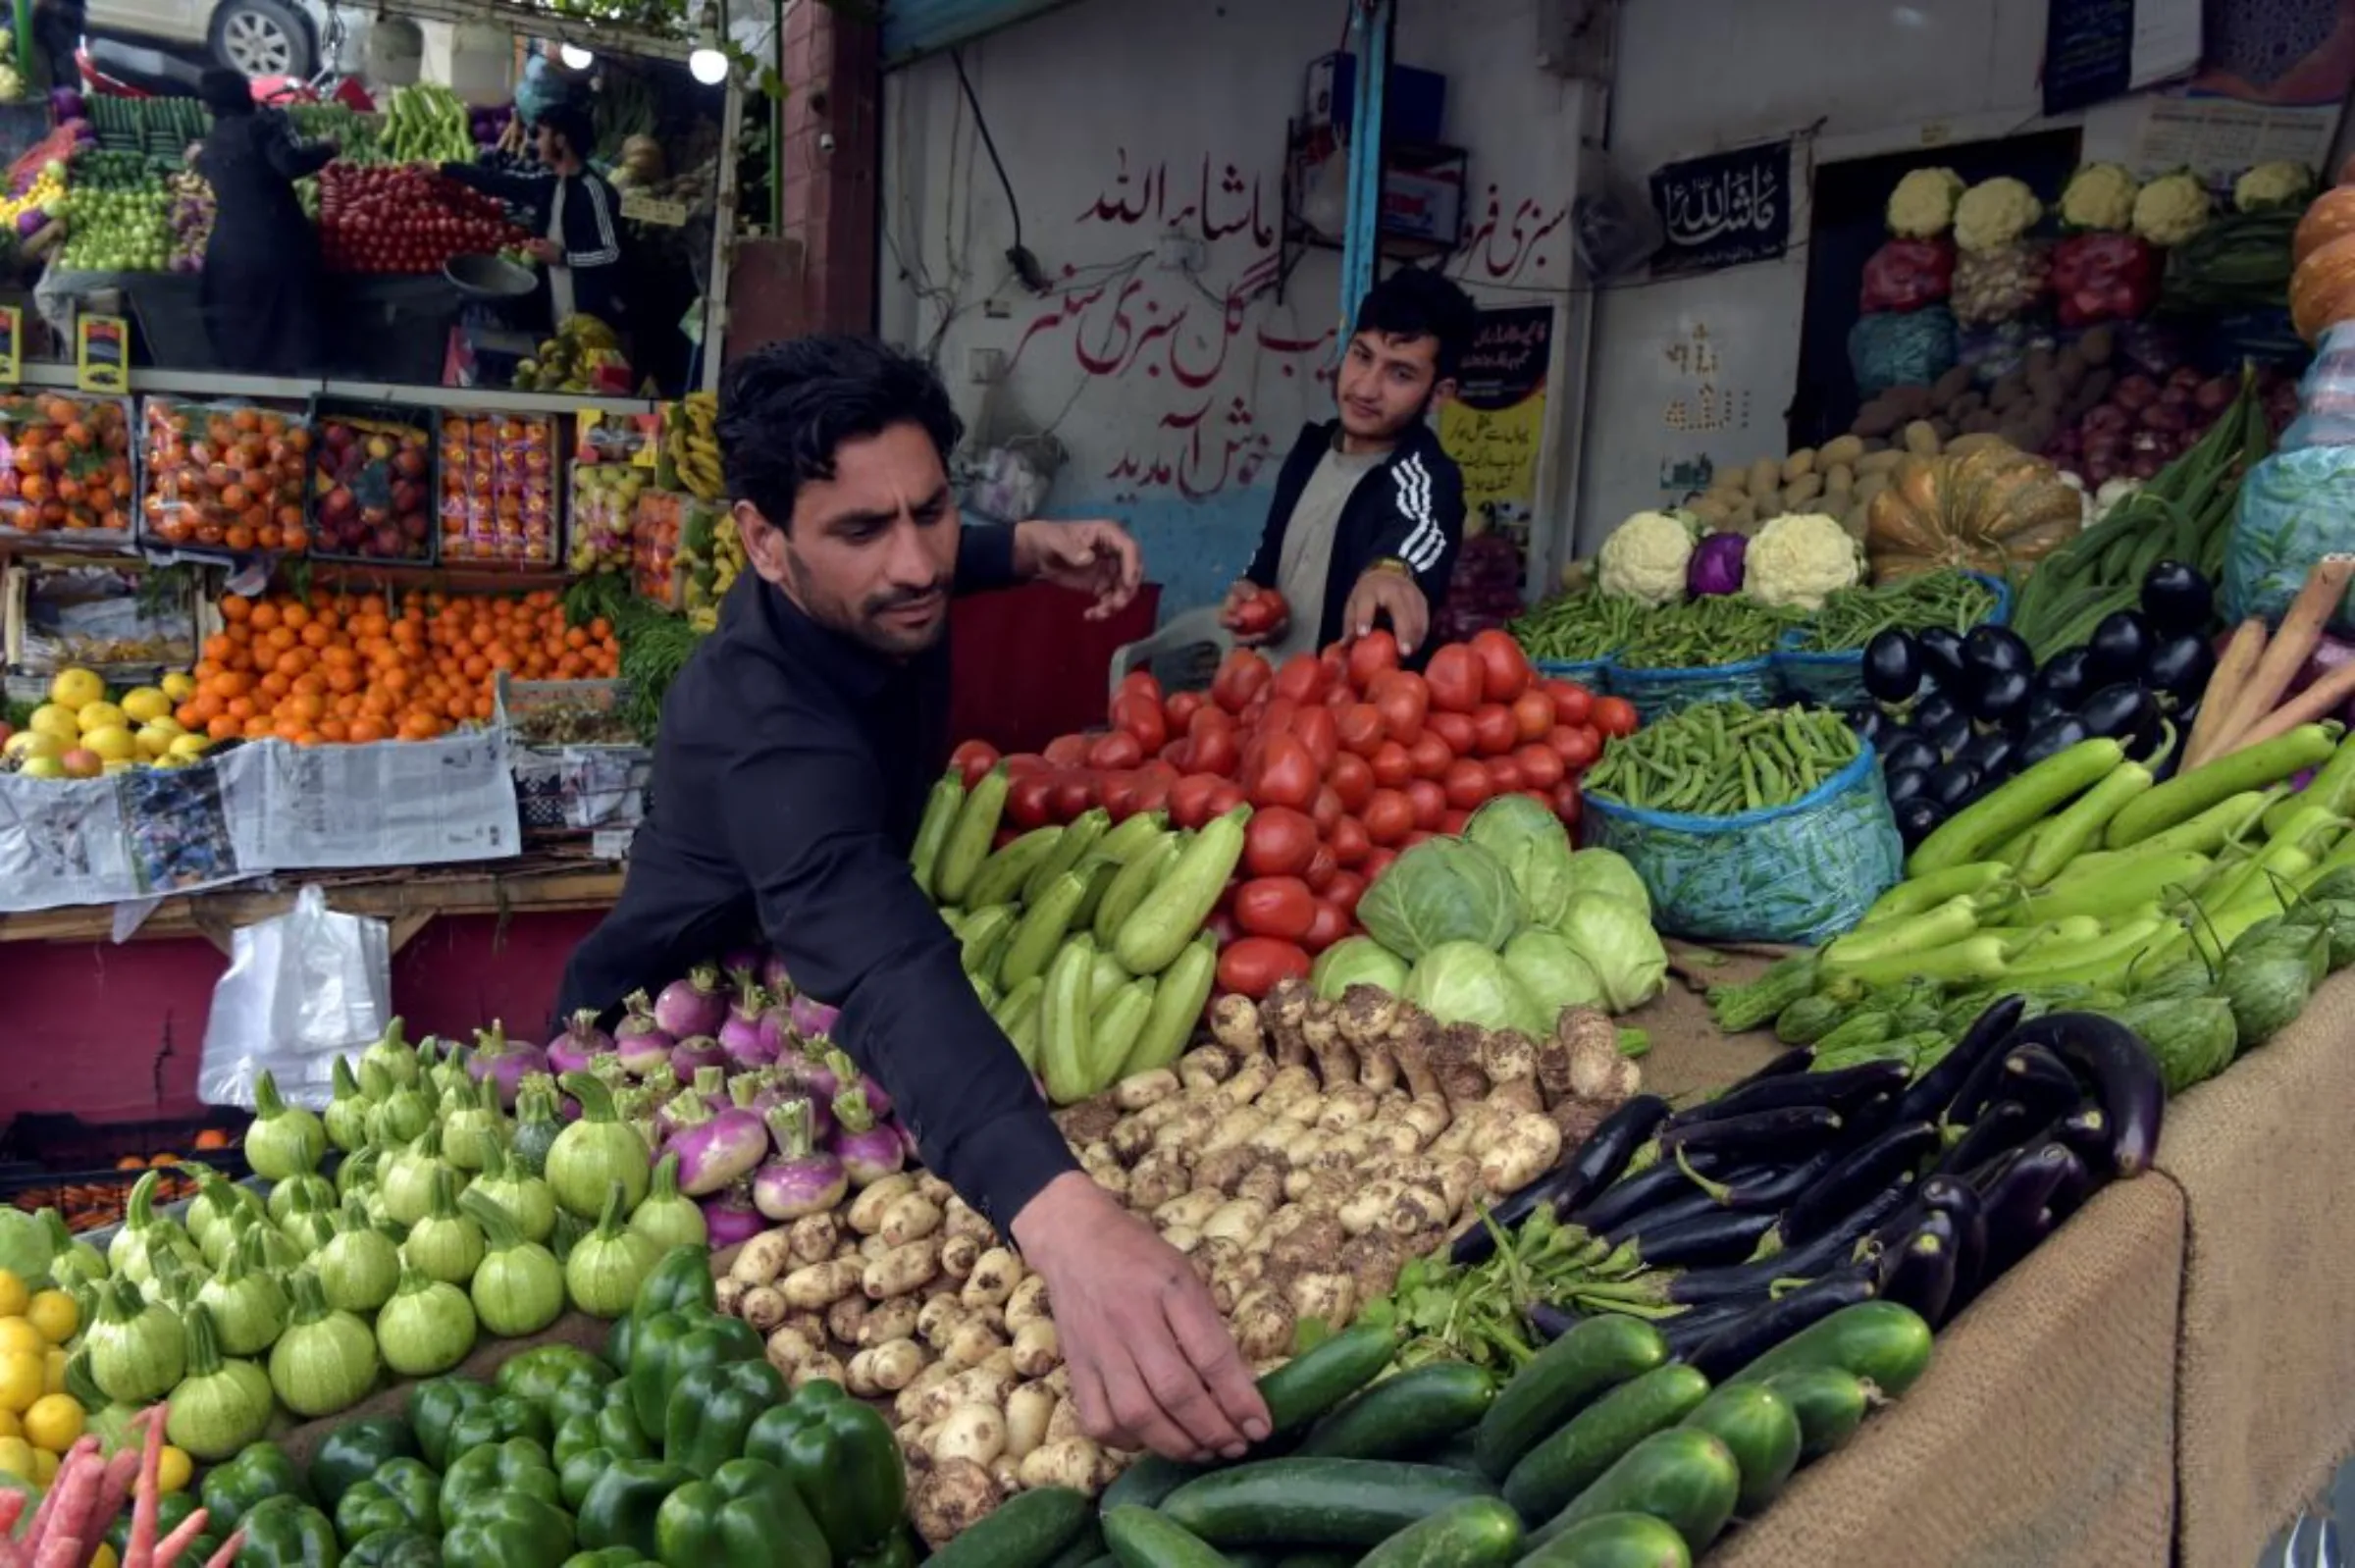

left=1438, top=305, right=1553, bottom=540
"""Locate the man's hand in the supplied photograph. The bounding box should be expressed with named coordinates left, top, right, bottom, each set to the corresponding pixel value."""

left=525, top=236, right=563, bottom=265
left=1012, top=1172, right=1270, bottom=1461
left=1343, top=565, right=1431, bottom=655
left=1014, top=519, right=1144, bottom=620
left=1220, top=579, right=1288, bottom=646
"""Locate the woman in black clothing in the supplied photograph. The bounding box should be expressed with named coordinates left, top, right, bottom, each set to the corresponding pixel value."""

left=194, top=69, right=338, bottom=375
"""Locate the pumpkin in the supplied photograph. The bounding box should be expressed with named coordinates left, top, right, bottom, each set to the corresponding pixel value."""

left=2295, top=187, right=2355, bottom=267
left=2292, top=232, right=2355, bottom=343
left=1865, top=443, right=2081, bottom=582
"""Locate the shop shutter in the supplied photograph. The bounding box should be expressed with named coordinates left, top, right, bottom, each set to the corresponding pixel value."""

left=880, top=0, right=1082, bottom=65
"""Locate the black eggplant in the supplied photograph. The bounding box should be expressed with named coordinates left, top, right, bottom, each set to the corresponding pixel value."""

left=1953, top=728, right=2018, bottom=782
left=1780, top=1121, right=1941, bottom=1244
left=1599, top=1184, right=1729, bottom=1242
left=1893, top=796, right=1947, bottom=844
left=2032, top=646, right=2092, bottom=706
left=2140, top=559, right=2214, bottom=636
left=2085, top=610, right=2153, bottom=689
left=1570, top=1150, right=1731, bottom=1233
left=1450, top=1094, right=1669, bottom=1265
left=1847, top=704, right=1895, bottom=750
left=1912, top=691, right=1962, bottom=734
left=2017, top=712, right=2092, bottom=768
left=1930, top=1100, right=2036, bottom=1179
left=1892, top=994, right=2026, bottom=1124
left=1621, top=1207, right=1782, bottom=1270
left=1916, top=1176, right=1989, bottom=1310
left=2144, top=632, right=2216, bottom=705
left=1981, top=1142, right=2087, bottom=1279
left=1719, top=1153, right=1840, bottom=1212
left=1669, top=1181, right=1914, bottom=1307
left=1861, top=630, right=1922, bottom=704
left=1661, top=1299, right=1760, bottom=1358
left=1874, top=1211, right=1961, bottom=1328
left=1737, top=1046, right=1818, bottom=1083
left=2077, top=682, right=2153, bottom=742
left=1658, top=1104, right=1845, bottom=1158
left=1667, top=1059, right=1910, bottom=1129
left=1884, top=766, right=1929, bottom=808
left=1968, top=667, right=2033, bottom=725
left=1526, top=1302, right=1579, bottom=1342
left=1922, top=709, right=1975, bottom=760
left=2046, top=1104, right=2113, bottom=1169
left=1962, top=624, right=2033, bottom=682
left=1926, top=762, right=1981, bottom=810
left=1915, top=627, right=1967, bottom=695
left=2001, top=1012, right=2166, bottom=1176
left=1684, top=1266, right=1880, bottom=1382
left=1997, top=1043, right=2084, bottom=1123
left=1881, top=733, right=1940, bottom=777
left=2022, top=688, right=2075, bottom=733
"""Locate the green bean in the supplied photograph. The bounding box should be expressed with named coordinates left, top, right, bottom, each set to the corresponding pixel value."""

left=1790, top=569, right=1999, bottom=653
left=1589, top=699, right=1859, bottom=815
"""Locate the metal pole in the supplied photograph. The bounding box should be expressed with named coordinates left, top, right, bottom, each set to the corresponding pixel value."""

left=1335, top=0, right=1390, bottom=340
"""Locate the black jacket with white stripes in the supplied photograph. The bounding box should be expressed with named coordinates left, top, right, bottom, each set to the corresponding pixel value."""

left=440, top=162, right=629, bottom=329
left=1241, top=417, right=1465, bottom=664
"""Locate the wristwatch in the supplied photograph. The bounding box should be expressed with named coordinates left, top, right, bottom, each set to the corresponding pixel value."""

left=1370, top=557, right=1412, bottom=577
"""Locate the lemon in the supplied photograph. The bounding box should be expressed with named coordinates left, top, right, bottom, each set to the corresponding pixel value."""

left=46, top=667, right=103, bottom=709
left=90, top=1540, right=119, bottom=1568
left=0, top=1351, right=43, bottom=1415
left=159, top=670, right=196, bottom=701
left=156, top=1444, right=191, bottom=1494
left=76, top=702, right=128, bottom=735
left=0, top=1409, right=22, bottom=1442
left=17, top=757, right=64, bottom=780
left=3, top=731, right=62, bottom=762
left=29, top=1445, right=54, bottom=1487
left=0, top=1437, right=33, bottom=1483
left=167, top=734, right=213, bottom=760
left=0, top=1275, right=26, bottom=1323
left=119, top=687, right=171, bottom=724
left=81, top=726, right=138, bottom=763
left=26, top=1291, right=76, bottom=1345
left=0, top=1322, right=39, bottom=1360
left=26, top=705, right=78, bottom=741
left=135, top=723, right=181, bottom=759
left=39, top=1349, right=62, bottom=1397
left=22, top=1394, right=80, bottom=1455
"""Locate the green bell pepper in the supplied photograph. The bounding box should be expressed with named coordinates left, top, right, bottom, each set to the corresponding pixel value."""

left=627, top=1312, right=759, bottom=1437
left=634, top=1247, right=716, bottom=1324
left=577, top=1459, right=695, bottom=1558
left=343, top=1529, right=442, bottom=1568
left=557, top=1446, right=615, bottom=1514
left=200, top=1440, right=313, bottom=1535
left=410, top=1376, right=494, bottom=1470
left=310, top=1416, right=424, bottom=1508
left=442, top=1493, right=576, bottom=1568
left=745, top=1381, right=904, bottom=1557
left=564, top=1551, right=647, bottom=1568
left=445, top=1394, right=554, bottom=1456
left=238, top=1496, right=342, bottom=1568
left=662, top=1359, right=788, bottom=1477
left=846, top=1537, right=916, bottom=1568
left=543, top=1369, right=611, bottom=1431
left=106, top=1490, right=215, bottom=1568
left=439, top=1437, right=560, bottom=1518
left=652, top=1459, right=829, bottom=1568
left=497, top=1344, right=613, bottom=1406
left=606, top=1313, right=637, bottom=1374
left=335, top=1458, right=442, bottom=1549
left=553, top=1389, right=652, bottom=1466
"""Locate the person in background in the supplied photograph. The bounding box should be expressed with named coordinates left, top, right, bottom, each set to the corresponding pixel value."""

left=1223, top=269, right=1477, bottom=664
left=29, top=0, right=82, bottom=94
left=441, top=102, right=627, bottom=335
left=194, top=69, right=337, bottom=375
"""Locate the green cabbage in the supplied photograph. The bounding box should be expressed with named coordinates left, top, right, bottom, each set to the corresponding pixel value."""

left=1464, top=794, right=1578, bottom=928
left=1402, top=941, right=1547, bottom=1035
left=1311, top=936, right=1411, bottom=1000
left=1555, top=892, right=1668, bottom=1013
left=1561, top=848, right=1652, bottom=920
left=0, top=1210, right=55, bottom=1287
left=1502, top=928, right=1606, bottom=1024
left=1356, top=838, right=1522, bottom=960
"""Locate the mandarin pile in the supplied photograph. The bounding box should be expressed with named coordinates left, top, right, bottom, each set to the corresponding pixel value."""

left=180, top=587, right=619, bottom=746
left=0, top=394, right=135, bottom=537
left=141, top=401, right=311, bottom=554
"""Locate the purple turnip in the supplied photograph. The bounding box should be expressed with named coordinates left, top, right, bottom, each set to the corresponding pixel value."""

left=661, top=1089, right=768, bottom=1197
left=831, top=1082, right=905, bottom=1188
left=826, top=1049, right=892, bottom=1121
left=700, top=1183, right=766, bottom=1249
left=547, top=1011, right=611, bottom=1078
left=753, top=1099, right=848, bottom=1221
left=788, top=992, right=839, bottom=1042
left=794, top=1046, right=843, bottom=1107
left=721, top=946, right=763, bottom=975
left=670, top=1034, right=728, bottom=1080
left=718, top=969, right=777, bottom=1068
left=654, top=965, right=729, bottom=1040
left=464, top=1020, right=548, bottom=1111
left=611, top=992, right=673, bottom=1076
left=761, top=951, right=793, bottom=998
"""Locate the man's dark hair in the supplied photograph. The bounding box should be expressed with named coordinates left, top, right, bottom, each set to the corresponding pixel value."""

left=536, top=103, right=596, bottom=163
left=717, top=335, right=965, bottom=529
left=1353, top=269, right=1478, bottom=379
left=198, top=69, right=255, bottom=119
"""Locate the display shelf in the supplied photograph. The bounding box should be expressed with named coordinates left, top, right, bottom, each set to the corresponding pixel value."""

left=11, top=360, right=666, bottom=418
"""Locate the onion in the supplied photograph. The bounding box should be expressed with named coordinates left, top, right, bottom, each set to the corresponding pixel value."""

left=700, top=1184, right=767, bottom=1249
left=611, top=992, right=674, bottom=1075
left=654, top=966, right=729, bottom=1039
left=2112, top=374, right=2159, bottom=410
left=661, top=1089, right=769, bottom=1197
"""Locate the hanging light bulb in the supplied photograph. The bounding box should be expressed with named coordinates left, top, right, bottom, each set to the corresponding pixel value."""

left=558, top=41, right=594, bottom=69
left=688, top=2, right=727, bottom=83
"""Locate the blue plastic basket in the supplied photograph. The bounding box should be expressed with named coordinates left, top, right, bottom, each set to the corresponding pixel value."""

left=1770, top=570, right=2013, bottom=710
left=1534, top=656, right=1611, bottom=694
left=1608, top=656, right=1779, bottom=723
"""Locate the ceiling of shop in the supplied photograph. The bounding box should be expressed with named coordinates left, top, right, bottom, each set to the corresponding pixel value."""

left=880, top=0, right=1082, bottom=65
left=395, top=0, right=698, bottom=60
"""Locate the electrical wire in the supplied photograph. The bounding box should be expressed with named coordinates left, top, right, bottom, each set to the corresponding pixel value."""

left=949, top=45, right=1049, bottom=291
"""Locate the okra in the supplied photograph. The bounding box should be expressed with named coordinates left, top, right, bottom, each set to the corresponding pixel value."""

left=1116, top=807, right=1251, bottom=975
left=1908, top=739, right=2126, bottom=877
left=1036, top=937, right=1098, bottom=1105
left=1855, top=862, right=2011, bottom=929
left=968, top=824, right=1065, bottom=909
left=2106, top=723, right=2338, bottom=849
left=932, top=764, right=1010, bottom=905
left=1025, top=809, right=1110, bottom=905
left=1123, top=931, right=1217, bottom=1078
left=1093, top=833, right=1180, bottom=946
left=998, top=871, right=1093, bottom=991
left=2018, top=758, right=2157, bottom=887
left=910, top=769, right=966, bottom=899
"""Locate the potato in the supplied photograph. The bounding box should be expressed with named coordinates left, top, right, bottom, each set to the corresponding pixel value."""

left=826, top=1292, right=872, bottom=1345
left=1886, top=385, right=1937, bottom=419
left=781, top=1258, right=864, bottom=1310
left=1903, top=419, right=1942, bottom=455
left=763, top=1322, right=823, bottom=1376
left=1685, top=494, right=1745, bottom=530
left=713, top=1277, right=748, bottom=1317
left=1154, top=1188, right=1228, bottom=1233
left=1821, top=461, right=1856, bottom=496
left=739, top=1284, right=787, bottom=1333
left=785, top=1214, right=840, bottom=1267
left=1817, top=434, right=1865, bottom=468
left=880, top=1194, right=945, bottom=1248
left=1019, top=1437, right=1107, bottom=1493
left=938, top=1231, right=982, bottom=1282
left=1856, top=472, right=1892, bottom=506
left=849, top=1176, right=918, bottom=1235
left=1751, top=484, right=1783, bottom=518
left=1005, top=1274, right=1052, bottom=1330
left=864, top=1239, right=944, bottom=1299
left=1780, top=446, right=1816, bottom=483
left=1783, top=472, right=1823, bottom=506
left=1956, top=410, right=2001, bottom=436
left=862, top=1294, right=922, bottom=1346
left=1005, top=1384, right=1057, bottom=1460
left=1855, top=448, right=1906, bottom=476
left=963, top=1247, right=1025, bottom=1309
left=791, top=1351, right=848, bottom=1392
left=1112, top=1068, right=1180, bottom=1111
left=1930, top=365, right=1974, bottom=404
left=1745, top=457, right=1781, bottom=498
left=1851, top=397, right=1901, bottom=438
left=911, top=1459, right=1000, bottom=1549
left=729, top=1230, right=794, bottom=1286
left=942, top=1320, right=1006, bottom=1371
left=1948, top=391, right=1984, bottom=420
left=1011, top=1319, right=1061, bottom=1378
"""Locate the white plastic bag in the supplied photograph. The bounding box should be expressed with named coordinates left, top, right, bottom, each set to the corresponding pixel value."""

left=198, top=884, right=392, bottom=1111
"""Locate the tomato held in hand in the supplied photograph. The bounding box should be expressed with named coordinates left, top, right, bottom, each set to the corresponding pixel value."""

left=1223, top=587, right=1290, bottom=640
left=1217, top=936, right=1314, bottom=999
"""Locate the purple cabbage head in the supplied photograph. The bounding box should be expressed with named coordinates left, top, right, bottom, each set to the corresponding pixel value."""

left=1687, top=532, right=1748, bottom=597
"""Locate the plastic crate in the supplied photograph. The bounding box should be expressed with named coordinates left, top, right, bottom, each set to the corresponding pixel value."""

left=137, top=397, right=310, bottom=558
left=306, top=395, right=439, bottom=565
left=436, top=409, right=560, bottom=569
left=0, top=1109, right=249, bottom=1233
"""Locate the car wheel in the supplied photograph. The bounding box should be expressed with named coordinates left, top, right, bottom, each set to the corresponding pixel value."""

left=209, top=0, right=314, bottom=78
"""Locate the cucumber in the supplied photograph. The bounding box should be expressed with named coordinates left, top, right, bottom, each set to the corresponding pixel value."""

left=1257, top=1321, right=1401, bottom=1437
left=933, top=764, right=1010, bottom=904
left=1297, top=1363, right=1497, bottom=1461
left=1101, top=1504, right=1234, bottom=1568
left=968, top=824, right=1065, bottom=909
left=1677, top=1383, right=1801, bottom=1514
left=923, top=1484, right=1091, bottom=1567
left=1099, top=1453, right=1212, bottom=1513
left=1759, top=1367, right=1871, bottom=1461
left=1515, top=1511, right=1693, bottom=1567
left=1026, top=808, right=1110, bottom=904
left=1355, top=1496, right=1524, bottom=1567
left=1041, top=1521, right=1109, bottom=1568
left=1159, top=1458, right=1500, bottom=1549
left=1472, top=1315, right=1667, bottom=1480
left=1538, top=1430, right=1739, bottom=1555
left=1500, top=1364, right=1709, bottom=1523
left=1268, top=1555, right=1356, bottom=1568
left=1725, top=1301, right=1933, bottom=1396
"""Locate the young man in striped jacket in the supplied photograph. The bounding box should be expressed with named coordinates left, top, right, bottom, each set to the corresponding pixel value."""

left=441, top=102, right=628, bottom=334
left=1226, top=269, right=1476, bottom=665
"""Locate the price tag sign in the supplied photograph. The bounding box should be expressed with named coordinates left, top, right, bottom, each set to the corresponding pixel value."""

left=0, top=305, right=23, bottom=387
left=620, top=192, right=690, bottom=227
left=76, top=314, right=128, bottom=394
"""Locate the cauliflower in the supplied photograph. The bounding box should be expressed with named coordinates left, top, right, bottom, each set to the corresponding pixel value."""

left=1954, top=178, right=2042, bottom=254
left=2093, top=476, right=2142, bottom=525
left=1596, top=509, right=1701, bottom=606
left=1887, top=168, right=1965, bottom=238
left=2235, top=161, right=2315, bottom=214
left=1744, top=513, right=1863, bottom=610
left=2059, top=163, right=2138, bottom=232
left=2131, top=171, right=2211, bottom=247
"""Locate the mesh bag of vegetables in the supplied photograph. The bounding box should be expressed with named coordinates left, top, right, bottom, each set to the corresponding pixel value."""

left=2222, top=446, right=2355, bottom=637
left=1585, top=736, right=1905, bottom=944
left=1849, top=305, right=1959, bottom=398
left=1607, top=656, right=1778, bottom=721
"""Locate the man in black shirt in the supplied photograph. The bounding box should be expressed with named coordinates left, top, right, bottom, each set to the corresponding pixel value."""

left=554, top=336, right=1271, bottom=1463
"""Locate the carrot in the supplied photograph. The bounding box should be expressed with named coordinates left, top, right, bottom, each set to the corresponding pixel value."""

left=2211, top=556, right=2355, bottom=757
left=150, top=1510, right=212, bottom=1568
left=2185, top=619, right=2270, bottom=767
left=119, top=1407, right=165, bottom=1568
left=198, top=1532, right=245, bottom=1568
left=2223, top=665, right=2355, bottom=756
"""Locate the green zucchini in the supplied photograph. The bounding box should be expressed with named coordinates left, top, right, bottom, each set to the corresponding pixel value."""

left=1354, top=1496, right=1524, bottom=1567
left=1035, top=935, right=1098, bottom=1105
left=1115, top=806, right=1249, bottom=974
left=1099, top=1453, right=1211, bottom=1513
left=1472, top=1315, right=1667, bottom=1480
left=1515, top=1511, right=1693, bottom=1567
left=1122, top=930, right=1218, bottom=1078
left=1094, top=833, right=1180, bottom=945
left=1726, top=1301, right=1934, bottom=1396
left=1297, top=1363, right=1497, bottom=1461
left=1758, top=1367, right=1871, bottom=1461
left=1095, top=809, right=1172, bottom=865
left=1087, top=977, right=1159, bottom=1096
left=1537, top=1429, right=1740, bottom=1555
left=932, top=764, right=1010, bottom=905
left=1026, top=808, right=1111, bottom=904
left=958, top=905, right=1018, bottom=977
left=1159, top=1458, right=1499, bottom=1549
left=968, top=823, right=1067, bottom=909
left=923, top=1484, right=1091, bottom=1567
left=1678, top=1383, right=1801, bottom=1513
left=1101, top=1504, right=1234, bottom=1568
left=1256, top=1321, right=1401, bottom=1437
left=909, top=768, right=965, bottom=897
left=1500, top=1364, right=1708, bottom=1523
left=999, top=870, right=1094, bottom=990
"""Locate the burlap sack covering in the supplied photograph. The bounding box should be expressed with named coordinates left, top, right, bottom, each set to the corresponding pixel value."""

left=2159, top=974, right=2355, bottom=1568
